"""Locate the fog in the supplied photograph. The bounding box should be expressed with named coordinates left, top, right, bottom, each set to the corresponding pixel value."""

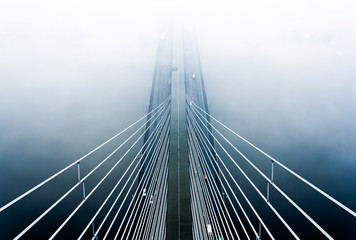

left=195, top=0, right=356, bottom=188
left=1, top=0, right=356, bottom=238
left=0, top=1, right=160, bottom=165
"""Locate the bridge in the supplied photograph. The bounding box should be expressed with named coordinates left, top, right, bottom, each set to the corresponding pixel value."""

left=0, top=25, right=355, bottom=239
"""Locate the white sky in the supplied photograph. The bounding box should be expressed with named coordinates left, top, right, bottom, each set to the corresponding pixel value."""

left=1, top=0, right=356, bottom=150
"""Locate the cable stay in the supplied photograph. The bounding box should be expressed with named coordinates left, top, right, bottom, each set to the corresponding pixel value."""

left=48, top=103, right=171, bottom=240
left=100, top=113, right=170, bottom=240
left=79, top=106, right=171, bottom=239
left=187, top=108, right=261, bottom=239
left=188, top=122, right=241, bottom=240
left=187, top=97, right=356, bottom=239
left=0, top=97, right=169, bottom=215
left=1, top=98, right=170, bottom=240
left=1, top=93, right=354, bottom=240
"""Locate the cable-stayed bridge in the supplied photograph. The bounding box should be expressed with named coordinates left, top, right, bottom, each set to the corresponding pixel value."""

left=0, top=26, right=355, bottom=240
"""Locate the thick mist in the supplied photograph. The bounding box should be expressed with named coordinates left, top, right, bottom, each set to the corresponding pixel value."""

left=0, top=1, right=162, bottom=205
left=0, top=0, right=356, bottom=238
left=195, top=0, right=356, bottom=193
left=194, top=1, right=356, bottom=236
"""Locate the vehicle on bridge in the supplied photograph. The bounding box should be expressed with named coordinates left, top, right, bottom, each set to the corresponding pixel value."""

left=206, top=224, right=212, bottom=236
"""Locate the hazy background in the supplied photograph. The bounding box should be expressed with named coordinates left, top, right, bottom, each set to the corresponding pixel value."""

left=197, top=0, right=356, bottom=204
left=1, top=0, right=355, bottom=238
left=0, top=0, right=159, bottom=190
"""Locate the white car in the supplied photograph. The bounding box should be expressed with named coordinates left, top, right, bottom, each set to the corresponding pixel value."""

left=191, top=74, right=196, bottom=79
left=143, top=188, right=147, bottom=197
left=206, top=224, right=212, bottom=236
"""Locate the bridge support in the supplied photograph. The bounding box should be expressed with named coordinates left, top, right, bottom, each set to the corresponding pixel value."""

left=167, top=27, right=193, bottom=239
